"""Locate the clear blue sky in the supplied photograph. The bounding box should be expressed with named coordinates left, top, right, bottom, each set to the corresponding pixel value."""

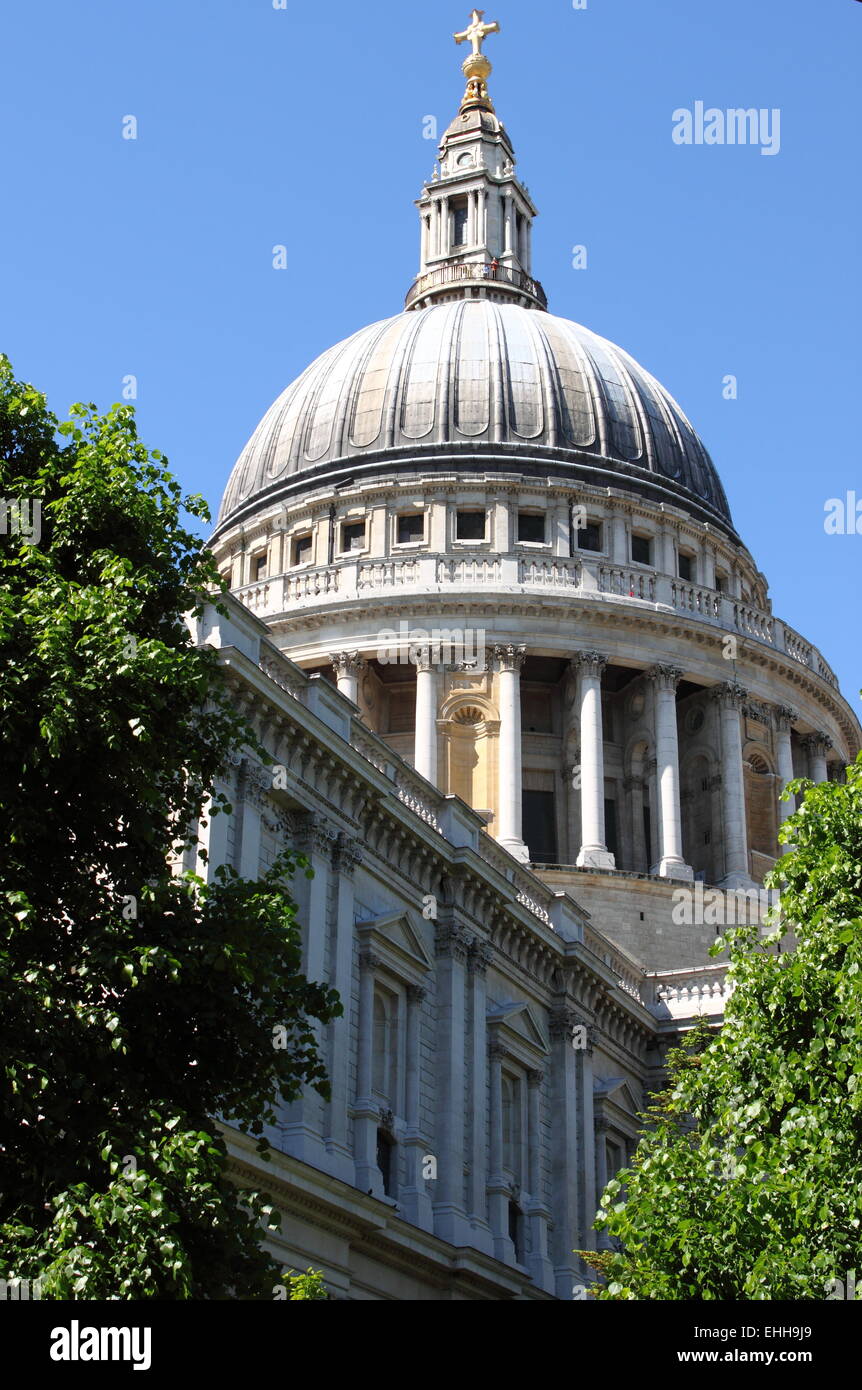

left=2, top=0, right=859, bottom=707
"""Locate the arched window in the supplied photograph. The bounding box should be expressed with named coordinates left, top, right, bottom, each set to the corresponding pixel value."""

left=508, top=1200, right=523, bottom=1263
left=372, top=989, right=399, bottom=1104
left=502, top=1074, right=521, bottom=1176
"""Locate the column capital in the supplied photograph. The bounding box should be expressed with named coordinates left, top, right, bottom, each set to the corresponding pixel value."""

left=801, top=731, right=832, bottom=757
left=494, top=643, right=526, bottom=674
left=526, top=1068, right=544, bottom=1089
left=573, top=650, right=608, bottom=680
left=711, top=680, right=748, bottom=710
left=645, top=664, right=683, bottom=692
left=359, top=948, right=381, bottom=973
left=289, top=809, right=337, bottom=859
left=468, top=941, right=494, bottom=976
left=435, top=922, right=472, bottom=962
left=414, top=648, right=439, bottom=674
left=332, top=833, right=363, bottom=877
left=330, top=650, right=366, bottom=680
left=488, top=1040, right=507, bottom=1062
left=406, top=983, right=428, bottom=1004
left=774, top=704, right=798, bottom=733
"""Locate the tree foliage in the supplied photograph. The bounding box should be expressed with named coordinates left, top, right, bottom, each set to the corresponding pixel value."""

left=589, top=760, right=862, bottom=1300
left=0, top=358, right=340, bottom=1298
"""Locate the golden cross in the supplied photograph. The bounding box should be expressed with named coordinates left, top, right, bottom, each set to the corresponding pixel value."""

left=453, top=9, right=500, bottom=58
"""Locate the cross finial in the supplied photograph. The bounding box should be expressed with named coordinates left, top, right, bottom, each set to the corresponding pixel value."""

left=453, top=9, right=500, bottom=59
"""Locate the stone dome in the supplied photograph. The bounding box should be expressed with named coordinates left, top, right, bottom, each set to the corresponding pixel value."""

left=216, top=300, right=733, bottom=536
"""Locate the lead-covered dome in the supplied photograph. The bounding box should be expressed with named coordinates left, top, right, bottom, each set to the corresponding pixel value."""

left=217, top=301, right=732, bottom=535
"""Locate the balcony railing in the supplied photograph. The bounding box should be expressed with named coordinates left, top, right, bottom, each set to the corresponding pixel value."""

left=404, top=261, right=548, bottom=310
left=234, top=555, right=839, bottom=691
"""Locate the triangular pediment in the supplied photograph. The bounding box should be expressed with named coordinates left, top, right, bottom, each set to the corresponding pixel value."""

left=487, top=999, right=549, bottom=1061
left=356, top=910, right=433, bottom=979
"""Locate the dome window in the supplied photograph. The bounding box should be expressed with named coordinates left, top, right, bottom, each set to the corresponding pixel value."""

left=631, top=534, right=652, bottom=566
left=252, top=553, right=267, bottom=582
left=517, top=511, right=545, bottom=544
left=455, top=509, right=487, bottom=541
left=576, top=521, right=603, bottom=553
left=396, top=513, right=425, bottom=545
left=292, top=533, right=313, bottom=567
left=678, top=553, right=693, bottom=582
left=340, top=521, right=367, bottom=554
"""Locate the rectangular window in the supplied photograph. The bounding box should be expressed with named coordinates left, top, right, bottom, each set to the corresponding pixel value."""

left=518, top=511, right=545, bottom=544
left=715, top=573, right=726, bottom=593
left=340, top=521, right=366, bottom=553
left=577, top=521, right=603, bottom=552
left=632, top=534, right=651, bottom=566
left=292, top=533, right=313, bottom=566
left=678, top=553, right=693, bottom=582
left=396, top=513, right=425, bottom=544
left=452, top=202, right=469, bottom=247
left=522, top=789, right=557, bottom=864
left=455, top=510, right=486, bottom=541
left=253, top=554, right=267, bottom=581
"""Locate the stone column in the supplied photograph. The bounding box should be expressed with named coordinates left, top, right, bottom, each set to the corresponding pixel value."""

left=467, top=942, right=494, bottom=1254
left=803, top=732, right=831, bottom=785
left=477, top=187, right=487, bottom=248
left=549, top=1007, right=581, bottom=1298
left=712, top=681, right=753, bottom=889
left=323, top=834, right=362, bottom=1183
left=399, top=985, right=434, bottom=1231
left=526, top=1069, right=554, bottom=1291
left=703, top=542, right=717, bottom=591
left=661, top=520, right=677, bottom=576
left=414, top=654, right=439, bottom=784
left=646, top=666, right=692, bottom=879
left=487, top=1039, right=515, bottom=1263
left=504, top=193, right=513, bottom=256
left=354, top=946, right=382, bottom=1195
left=774, top=705, right=798, bottom=853
left=282, top=812, right=334, bottom=1166
left=594, top=1120, right=611, bottom=1249
left=575, top=1018, right=596, bottom=1256
left=626, top=775, right=647, bottom=873
left=609, top=500, right=629, bottom=565
left=432, top=922, right=471, bottom=1244
left=575, top=652, right=615, bottom=869
left=330, top=651, right=365, bottom=705
left=440, top=196, right=450, bottom=256
left=494, top=644, right=529, bottom=861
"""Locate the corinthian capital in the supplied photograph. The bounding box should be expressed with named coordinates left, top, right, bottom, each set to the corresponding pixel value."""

left=774, top=704, right=798, bottom=733
left=330, top=650, right=367, bottom=680
left=710, top=680, right=748, bottom=710
left=645, top=664, right=683, bottom=692
left=574, top=651, right=608, bottom=681
left=493, top=643, right=526, bottom=674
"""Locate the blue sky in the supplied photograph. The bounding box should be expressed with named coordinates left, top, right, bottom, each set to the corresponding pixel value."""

left=2, top=0, right=860, bottom=705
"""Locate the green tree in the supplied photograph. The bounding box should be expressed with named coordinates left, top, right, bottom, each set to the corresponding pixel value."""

left=588, top=759, right=862, bottom=1300
left=0, top=358, right=340, bottom=1299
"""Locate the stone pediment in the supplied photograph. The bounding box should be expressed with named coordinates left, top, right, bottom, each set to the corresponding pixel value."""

left=487, top=999, right=549, bottom=1064
left=356, top=910, right=433, bottom=983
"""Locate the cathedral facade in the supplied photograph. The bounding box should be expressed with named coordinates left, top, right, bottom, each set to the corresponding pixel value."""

left=194, top=18, right=860, bottom=1299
